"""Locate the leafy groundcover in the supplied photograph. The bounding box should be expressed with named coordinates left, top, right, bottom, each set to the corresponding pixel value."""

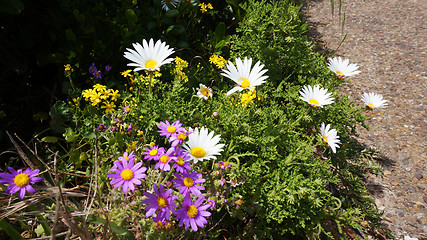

left=0, top=0, right=393, bottom=239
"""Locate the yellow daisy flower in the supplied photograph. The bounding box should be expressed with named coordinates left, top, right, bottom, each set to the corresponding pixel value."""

left=101, top=101, right=116, bottom=113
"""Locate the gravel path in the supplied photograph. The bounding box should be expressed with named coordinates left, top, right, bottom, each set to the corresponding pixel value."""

left=305, top=0, right=427, bottom=239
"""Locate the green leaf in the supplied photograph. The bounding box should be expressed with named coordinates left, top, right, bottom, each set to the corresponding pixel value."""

left=125, top=9, right=137, bottom=24
left=165, top=9, right=178, bottom=18
left=34, top=224, right=44, bottom=236
left=41, top=136, right=59, bottom=143
left=0, top=219, right=24, bottom=240
left=170, top=25, right=185, bottom=35
left=63, top=127, right=78, bottom=142
left=69, top=149, right=81, bottom=166
left=87, top=215, right=136, bottom=240
left=213, top=22, right=226, bottom=46
left=65, top=29, right=76, bottom=42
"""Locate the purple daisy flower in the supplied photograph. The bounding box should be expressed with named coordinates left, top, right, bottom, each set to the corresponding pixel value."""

left=141, top=184, right=178, bottom=222
left=157, top=120, right=185, bottom=139
left=107, top=159, right=147, bottom=193
left=89, top=63, right=97, bottom=75
left=127, top=123, right=133, bottom=132
left=142, top=145, right=164, bottom=161
left=0, top=167, right=43, bottom=199
left=124, top=106, right=131, bottom=113
left=97, top=124, right=107, bottom=131
left=206, top=199, right=216, bottom=210
left=172, top=147, right=191, bottom=174
left=105, top=65, right=111, bottom=72
left=169, top=129, right=192, bottom=147
left=172, top=170, right=205, bottom=196
left=94, top=70, right=102, bottom=79
left=118, top=151, right=136, bottom=162
left=175, top=194, right=211, bottom=231
left=155, top=148, right=177, bottom=171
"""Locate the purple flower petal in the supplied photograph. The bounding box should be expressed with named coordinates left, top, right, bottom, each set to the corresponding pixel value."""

left=19, top=188, right=26, bottom=199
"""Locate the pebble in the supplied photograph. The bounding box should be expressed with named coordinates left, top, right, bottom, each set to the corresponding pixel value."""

left=405, top=167, right=412, bottom=172
left=414, top=173, right=423, bottom=180
left=423, top=195, right=427, bottom=204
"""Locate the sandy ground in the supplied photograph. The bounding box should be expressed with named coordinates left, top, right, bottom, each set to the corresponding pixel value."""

left=305, top=0, right=427, bottom=238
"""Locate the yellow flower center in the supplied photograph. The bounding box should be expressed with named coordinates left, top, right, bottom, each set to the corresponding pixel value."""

left=145, top=60, right=158, bottom=69
left=187, top=205, right=198, bottom=218
left=155, top=221, right=163, bottom=229
left=336, top=71, right=344, bottom=76
left=183, top=177, right=194, bottom=187
left=166, top=126, right=176, bottom=133
left=120, top=169, right=134, bottom=180
left=322, top=135, right=329, bottom=143
left=176, top=156, right=185, bottom=166
left=240, top=78, right=250, bottom=89
left=200, top=88, right=210, bottom=98
left=223, top=161, right=230, bottom=167
left=368, top=103, right=375, bottom=109
left=308, top=99, right=320, bottom=105
left=149, top=149, right=158, bottom=156
left=177, top=133, right=187, bottom=141
left=157, top=196, right=168, bottom=208
left=160, top=155, right=169, bottom=163
left=14, top=173, right=30, bottom=187
left=190, top=147, right=206, bottom=158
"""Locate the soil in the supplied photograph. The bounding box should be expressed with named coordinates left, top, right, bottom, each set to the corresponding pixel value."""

left=305, top=0, right=427, bottom=239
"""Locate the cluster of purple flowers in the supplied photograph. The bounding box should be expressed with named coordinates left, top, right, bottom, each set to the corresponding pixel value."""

left=140, top=120, right=212, bottom=231
left=89, top=63, right=111, bottom=79
left=217, top=160, right=232, bottom=187
left=105, top=120, right=228, bottom=231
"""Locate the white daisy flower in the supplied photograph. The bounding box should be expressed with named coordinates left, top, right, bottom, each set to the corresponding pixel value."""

left=320, top=122, right=341, bottom=153
left=183, top=127, right=225, bottom=163
left=123, top=38, right=175, bottom=72
left=361, top=92, right=388, bottom=109
left=221, top=57, right=268, bottom=95
left=327, top=56, right=361, bottom=79
left=196, top=84, right=213, bottom=100
left=161, top=0, right=179, bottom=11
left=299, top=85, right=334, bottom=107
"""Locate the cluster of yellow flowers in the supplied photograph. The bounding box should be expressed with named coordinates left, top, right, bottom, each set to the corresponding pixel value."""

left=121, top=70, right=162, bottom=88
left=209, top=54, right=228, bottom=69
left=239, top=90, right=258, bottom=106
left=199, top=2, right=213, bottom=13
left=64, top=64, right=74, bottom=77
left=82, top=84, right=120, bottom=113
left=173, top=57, right=189, bottom=82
